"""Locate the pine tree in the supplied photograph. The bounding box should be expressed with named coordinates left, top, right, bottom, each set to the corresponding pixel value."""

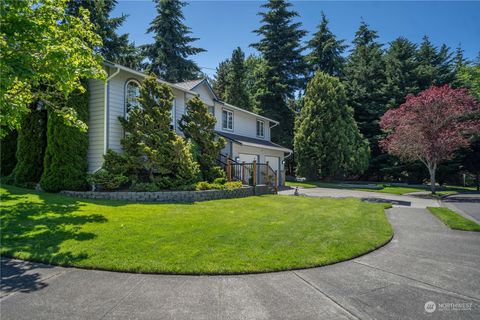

left=344, top=21, right=386, bottom=179
left=416, top=36, right=454, bottom=90
left=294, top=71, right=369, bottom=179
left=66, top=0, right=140, bottom=68
left=142, top=0, right=205, bottom=82
left=384, top=37, right=419, bottom=108
left=11, top=106, right=47, bottom=185
left=224, top=47, right=251, bottom=110
left=105, top=75, right=199, bottom=190
left=251, top=0, right=306, bottom=146
left=244, top=55, right=266, bottom=110
left=179, top=96, right=226, bottom=181
left=40, top=86, right=89, bottom=192
left=212, top=59, right=231, bottom=100
left=305, top=12, right=347, bottom=77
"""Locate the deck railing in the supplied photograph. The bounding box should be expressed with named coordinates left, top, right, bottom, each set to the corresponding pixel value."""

left=218, top=154, right=278, bottom=191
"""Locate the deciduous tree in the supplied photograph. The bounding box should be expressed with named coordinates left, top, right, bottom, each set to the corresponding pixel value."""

left=380, top=86, right=480, bottom=194
left=0, top=0, right=105, bottom=137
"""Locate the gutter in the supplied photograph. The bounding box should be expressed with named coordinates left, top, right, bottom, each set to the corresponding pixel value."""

left=104, top=67, right=120, bottom=154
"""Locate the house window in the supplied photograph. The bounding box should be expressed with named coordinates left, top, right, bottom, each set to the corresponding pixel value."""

left=222, top=109, right=233, bottom=130
left=256, top=120, right=264, bottom=138
left=125, top=80, right=140, bottom=117
left=208, top=105, right=215, bottom=115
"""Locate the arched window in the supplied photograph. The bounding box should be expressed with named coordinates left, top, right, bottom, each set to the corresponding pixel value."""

left=125, top=80, right=140, bottom=117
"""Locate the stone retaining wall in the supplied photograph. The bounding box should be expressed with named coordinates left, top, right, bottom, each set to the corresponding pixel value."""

left=60, top=186, right=264, bottom=202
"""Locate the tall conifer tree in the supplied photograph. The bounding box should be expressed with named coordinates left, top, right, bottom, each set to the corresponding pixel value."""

left=416, top=36, right=454, bottom=90
left=142, top=0, right=205, bottom=82
left=250, top=0, right=306, bottom=146
left=66, top=0, right=140, bottom=68
left=305, top=12, right=346, bottom=77
left=212, top=59, right=231, bottom=101
left=344, top=21, right=386, bottom=179
left=384, top=37, right=419, bottom=108
left=294, top=71, right=369, bottom=179
left=224, top=47, right=251, bottom=110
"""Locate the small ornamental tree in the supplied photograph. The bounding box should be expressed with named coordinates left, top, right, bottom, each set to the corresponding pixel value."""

left=99, top=75, right=199, bottom=190
left=380, top=85, right=480, bottom=194
left=294, top=71, right=369, bottom=179
left=179, top=96, right=226, bottom=182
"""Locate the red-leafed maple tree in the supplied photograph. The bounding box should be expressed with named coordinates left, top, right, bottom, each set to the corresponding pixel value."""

left=380, top=85, right=480, bottom=194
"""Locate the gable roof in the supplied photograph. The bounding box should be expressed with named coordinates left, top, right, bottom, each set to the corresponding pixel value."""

left=175, top=79, right=205, bottom=91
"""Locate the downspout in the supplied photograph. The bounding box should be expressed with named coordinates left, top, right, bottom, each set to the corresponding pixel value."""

left=103, top=67, right=120, bottom=155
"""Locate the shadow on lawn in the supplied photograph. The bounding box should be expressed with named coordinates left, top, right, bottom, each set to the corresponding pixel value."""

left=0, top=188, right=107, bottom=268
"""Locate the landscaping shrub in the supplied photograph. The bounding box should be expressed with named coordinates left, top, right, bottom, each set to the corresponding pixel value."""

left=87, top=169, right=129, bottom=191
left=195, top=180, right=242, bottom=190
left=100, top=75, right=199, bottom=191
left=0, top=129, right=17, bottom=176
left=40, top=85, right=89, bottom=192
left=179, top=96, right=226, bottom=182
left=11, top=107, right=47, bottom=184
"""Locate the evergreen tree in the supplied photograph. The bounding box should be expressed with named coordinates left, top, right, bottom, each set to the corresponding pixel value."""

left=212, top=59, right=231, bottom=100
left=0, top=129, right=17, bottom=177
left=179, top=96, right=226, bottom=181
left=344, top=21, right=386, bottom=179
left=11, top=106, right=47, bottom=184
left=142, top=0, right=205, bottom=82
left=294, top=71, right=369, bottom=179
left=66, top=0, right=140, bottom=68
left=244, top=55, right=266, bottom=110
left=251, top=0, right=306, bottom=146
left=384, top=37, right=419, bottom=108
left=101, top=75, right=199, bottom=190
left=305, top=12, right=347, bottom=77
left=224, top=47, right=251, bottom=110
left=40, top=86, right=89, bottom=192
left=416, top=36, right=454, bottom=90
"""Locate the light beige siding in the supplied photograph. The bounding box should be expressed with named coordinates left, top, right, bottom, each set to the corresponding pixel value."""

left=87, top=78, right=105, bottom=172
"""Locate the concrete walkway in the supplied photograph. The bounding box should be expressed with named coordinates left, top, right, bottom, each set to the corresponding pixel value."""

left=443, top=194, right=480, bottom=223
left=1, top=206, right=479, bottom=319
left=279, top=187, right=442, bottom=208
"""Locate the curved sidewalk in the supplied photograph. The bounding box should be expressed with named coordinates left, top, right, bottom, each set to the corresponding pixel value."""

left=1, top=207, right=479, bottom=319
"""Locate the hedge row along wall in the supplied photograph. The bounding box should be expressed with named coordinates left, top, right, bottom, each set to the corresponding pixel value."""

left=40, top=85, right=89, bottom=192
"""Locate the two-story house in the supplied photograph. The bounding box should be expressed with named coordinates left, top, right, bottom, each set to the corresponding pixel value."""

left=87, top=62, right=292, bottom=185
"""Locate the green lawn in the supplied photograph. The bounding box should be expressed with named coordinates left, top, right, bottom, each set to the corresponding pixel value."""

left=0, top=185, right=393, bottom=274
left=286, top=181, right=475, bottom=195
left=427, top=207, right=480, bottom=232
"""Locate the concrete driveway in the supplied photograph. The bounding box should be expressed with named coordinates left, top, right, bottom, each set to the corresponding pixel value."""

left=443, top=194, right=480, bottom=223
left=1, top=197, right=479, bottom=319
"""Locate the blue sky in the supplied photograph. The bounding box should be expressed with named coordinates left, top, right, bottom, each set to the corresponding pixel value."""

left=113, top=1, right=480, bottom=77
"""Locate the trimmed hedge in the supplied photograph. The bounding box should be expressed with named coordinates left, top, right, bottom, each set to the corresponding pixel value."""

left=40, top=86, right=89, bottom=192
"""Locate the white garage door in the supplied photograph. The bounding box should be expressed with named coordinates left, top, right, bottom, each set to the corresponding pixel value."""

left=238, top=153, right=258, bottom=163
left=265, top=156, right=279, bottom=172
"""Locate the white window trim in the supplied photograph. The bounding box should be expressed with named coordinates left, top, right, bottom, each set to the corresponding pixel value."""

left=124, top=79, right=141, bottom=118
left=171, top=99, right=176, bottom=130
left=256, top=119, right=265, bottom=138
left=222, top=108, right=234, bottom=131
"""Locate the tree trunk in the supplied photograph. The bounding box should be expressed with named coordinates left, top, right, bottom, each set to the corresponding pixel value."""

left=428, top=163, right=437, bottom=194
